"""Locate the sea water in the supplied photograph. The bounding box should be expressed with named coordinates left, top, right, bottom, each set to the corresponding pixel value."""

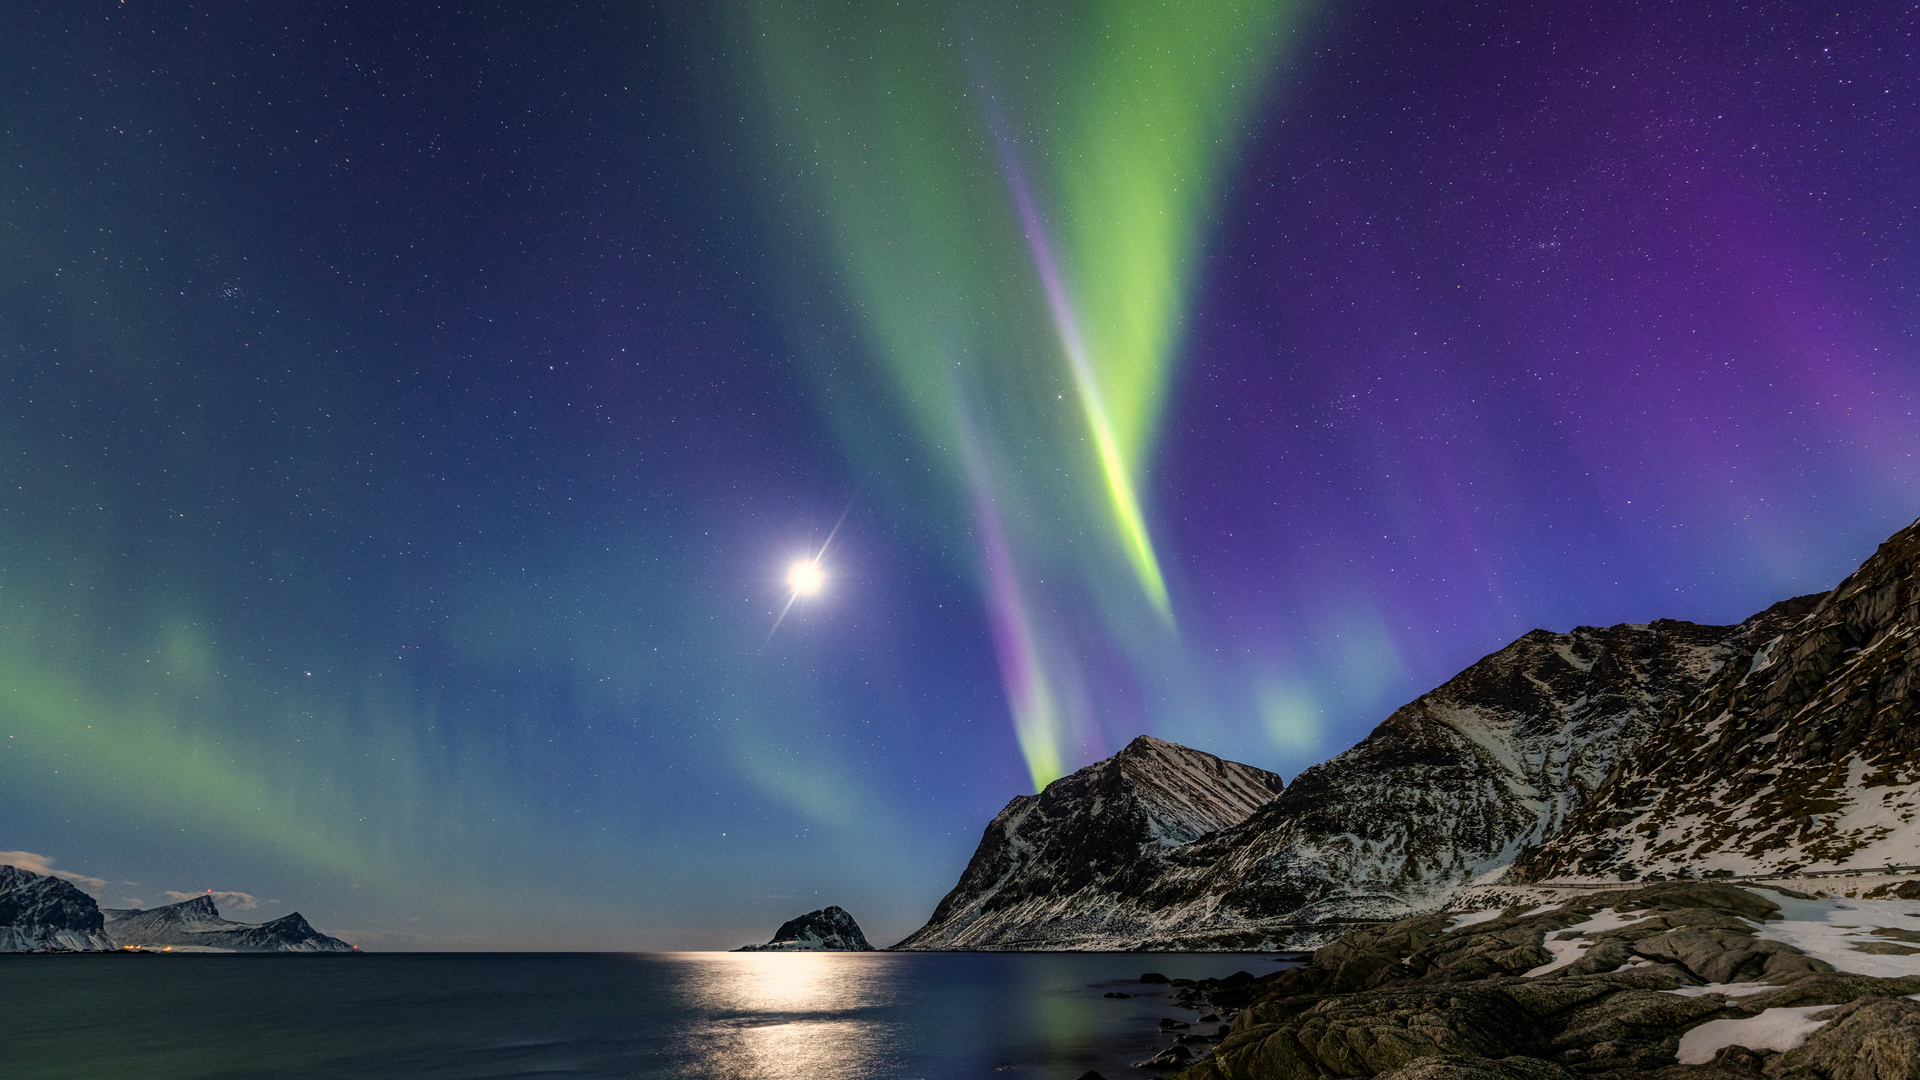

left=0, top=951, right=1295, bottom=1079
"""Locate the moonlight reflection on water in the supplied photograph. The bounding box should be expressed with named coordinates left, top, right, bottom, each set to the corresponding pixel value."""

left=0, top=951, right=1293, bottom=1079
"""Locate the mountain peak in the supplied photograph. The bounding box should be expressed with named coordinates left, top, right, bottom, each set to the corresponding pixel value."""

left=891, top=737, right=1283, bottom=950
left=101, top=894, right=355, bottom=952
left=0, top=864, right=115, bottom=952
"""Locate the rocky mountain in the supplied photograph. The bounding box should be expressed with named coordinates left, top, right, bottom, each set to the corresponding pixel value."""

left=735, top=905, right=874, bottom=951
left=899, top=622, right=1764, bottom=948
left=102, top=894, right=356, bottom=952
left=1516, top=516, right=1920, bottom=881
left=893, top=735, right=1285, bottom=949
left=1166, top=881, right=1920, bottom=1080
left=1137, top=602, right=1816, bottom=943
left=0, top=864, right=116, bottom=952
left=903, top=518, right=1920, bottom=949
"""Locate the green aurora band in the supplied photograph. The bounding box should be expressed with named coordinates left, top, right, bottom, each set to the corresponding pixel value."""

left=737, top=0, right=1310, bottom=786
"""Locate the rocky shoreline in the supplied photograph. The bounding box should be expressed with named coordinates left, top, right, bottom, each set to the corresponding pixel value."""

left=1097, top=882, right=1920, bottom=1080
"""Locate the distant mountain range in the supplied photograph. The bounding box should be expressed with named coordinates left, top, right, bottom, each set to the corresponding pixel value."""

left=896, top=516, right=1920, bottom=950
left=0, top=868, right=354, bottom=953
left=103, top=895, right=356, bottom=952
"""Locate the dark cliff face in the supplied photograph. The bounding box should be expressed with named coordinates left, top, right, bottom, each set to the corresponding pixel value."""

left=0, top=864, right=116, bottom=952
left=0, top=865, right=105, bottom=933
left=1517, top=519, right=1920, bottom=880
left=893, top=735, right=1285, bottom=950
left=0, top=865, right=106, bottom=935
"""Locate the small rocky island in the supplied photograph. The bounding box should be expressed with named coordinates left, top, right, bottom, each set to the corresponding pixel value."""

left=734, top=905, right=874, bottom=951
left=0, top=864, right=355, bottom=953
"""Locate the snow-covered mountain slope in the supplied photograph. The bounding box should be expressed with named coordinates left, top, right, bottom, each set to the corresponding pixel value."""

left=1152, top=605, right=1815, bottom=936
left=900, top=615, right=1785, bottom=949
left=892, top=736, right=1284, bottom=950
left=735, top=905, right=874, bottom=951
left=0, top=864, right=116, bottom=952
left=103, top=894, right=356, bottom=952
left=1517, top=517, right=1920, bottom=881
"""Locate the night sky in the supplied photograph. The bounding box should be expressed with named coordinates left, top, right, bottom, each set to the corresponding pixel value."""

left=3, top=1, right=1915, bottom=949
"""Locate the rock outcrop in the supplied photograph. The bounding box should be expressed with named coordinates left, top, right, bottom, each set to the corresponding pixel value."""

left=1156, top=882, right=1920, bottom=1080
left=0, top=864, right=116, bottom=952
left=735, top=905, right=874, bottom=951
left=893, top=736, right=1285, bottom=950
left=102, top=894, right=356, bottom=952
left=1517, top=518, right=1920, bottom=881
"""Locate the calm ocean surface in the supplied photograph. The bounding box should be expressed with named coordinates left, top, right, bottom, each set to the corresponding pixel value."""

left=0, top=951, right=1294, bottom=1080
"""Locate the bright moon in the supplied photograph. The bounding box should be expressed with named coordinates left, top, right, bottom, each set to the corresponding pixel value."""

left=787, top=559, right=825, bottom=596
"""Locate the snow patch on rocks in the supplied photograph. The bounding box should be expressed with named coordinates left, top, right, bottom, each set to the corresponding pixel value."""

left=1677, top=1005, right=1835, bottom=1064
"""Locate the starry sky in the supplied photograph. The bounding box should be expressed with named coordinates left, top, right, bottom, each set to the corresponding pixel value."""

left=3, top=1, right=1915, bottom=950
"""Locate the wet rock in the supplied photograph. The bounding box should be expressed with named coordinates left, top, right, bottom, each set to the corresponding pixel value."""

left=1160, top=1018, right=1192, bottom=1030
left=1106, top=991, right=1135, bottom=998
left=1136, top=1045, right=1193, bottom=1069
left=1141, top=972, right=1172, bottom=983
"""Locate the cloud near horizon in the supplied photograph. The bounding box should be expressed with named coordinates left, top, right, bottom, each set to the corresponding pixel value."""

left=165, top=889, right=261, bottom=910
left=0, top=851, right=108, bottom=893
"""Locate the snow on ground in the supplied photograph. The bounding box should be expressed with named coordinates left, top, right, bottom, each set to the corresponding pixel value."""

left=1677, top=1006, right=1835, bottom=1064
left=1747, top=888, right=1920, bottom=978
left=1447, top=909, right=1505, bottom=932
left=1522, top=908, right=1656, bottom=977
left=1663, top=982, right=1774, bottom=998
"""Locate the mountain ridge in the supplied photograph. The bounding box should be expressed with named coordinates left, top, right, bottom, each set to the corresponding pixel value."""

left=0, top=865, right=357, bottom=953
left=892, top=735, right=1284, bottom=949
left=103, top=893, right=357, bottom=952
left=1516, top=516, right=1920, bottom=880
left=903, top=516, right=1920, bottom=950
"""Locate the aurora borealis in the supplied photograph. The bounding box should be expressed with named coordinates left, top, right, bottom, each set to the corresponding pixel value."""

left=4, top=1, right=1917, bottom=948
